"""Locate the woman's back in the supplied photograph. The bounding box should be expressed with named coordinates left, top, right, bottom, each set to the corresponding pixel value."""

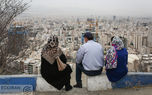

left=41, top=53, right=68, bottom=79
left=40, top=35, right=72, bottom=91
left=106, top=48, right=128, bottom=82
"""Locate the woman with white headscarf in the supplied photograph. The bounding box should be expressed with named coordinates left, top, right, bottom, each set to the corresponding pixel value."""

left=105, top=36, right=128, bottom=82
left=41, top=36, right=72, bottom=91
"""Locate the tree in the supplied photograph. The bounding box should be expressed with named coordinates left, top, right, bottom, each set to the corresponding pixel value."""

left=0, top=0, right=28, bottom=73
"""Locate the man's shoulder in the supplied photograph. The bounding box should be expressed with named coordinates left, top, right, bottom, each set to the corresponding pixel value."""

left=94, top=42, right=103, bottom=48
left=79, top=43, right=87, bottom=50
left=84, top=41, right=102, bottom=47
left=82, top=42, right=89, bottom=47
left=96, top=42, right=101, bottom=46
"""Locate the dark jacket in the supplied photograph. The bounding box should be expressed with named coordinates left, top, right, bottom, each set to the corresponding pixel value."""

left=106, top=48, right=128, bottom=82
left=41, top=53, right=72, bottom=90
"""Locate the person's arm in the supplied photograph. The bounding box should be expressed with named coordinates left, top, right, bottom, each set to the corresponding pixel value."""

left=105, top=60, right=107, bottom=67
left=60, top=53, right=67, bottom=64
left=76, top=45, right=85, bottom=64
left=125, top=48, right=128, bottom=65
left=126, top=51, right=128, bottom=65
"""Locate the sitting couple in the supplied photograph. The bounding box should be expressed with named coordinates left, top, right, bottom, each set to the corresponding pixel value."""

left=40, top=32, right=128, bottom=91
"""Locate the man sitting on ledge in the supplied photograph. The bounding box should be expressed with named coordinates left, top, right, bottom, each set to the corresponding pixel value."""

left=73, top=32, right=104, bottom=88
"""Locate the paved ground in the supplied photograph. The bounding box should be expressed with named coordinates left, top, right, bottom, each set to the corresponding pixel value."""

left=1, top=64, right=152, bottom=95
left=36, top=86, right=152, bottom=95
left=70, top=63, right=87, bottom=87
left=2, top=86, right=152, bottom=95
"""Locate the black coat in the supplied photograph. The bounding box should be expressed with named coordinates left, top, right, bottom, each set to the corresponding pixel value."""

left=41, top=53, right=72, bottom=90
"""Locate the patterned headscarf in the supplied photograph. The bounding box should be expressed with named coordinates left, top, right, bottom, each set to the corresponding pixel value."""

left=105, top=36, right=124, bottom=69
left=112, top=36, right=124, bottom=50
left=42, top=35, right=62, bottom=64
left=105, top=46, right=118, bottom=69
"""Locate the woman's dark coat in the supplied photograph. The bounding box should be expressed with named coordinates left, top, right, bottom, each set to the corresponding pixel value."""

left=41, top=53, right=72, bottom=90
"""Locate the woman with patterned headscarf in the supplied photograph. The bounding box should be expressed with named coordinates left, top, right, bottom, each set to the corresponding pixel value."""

left=41, top=35, right=72, bottom=91
left=105, top=36, right=128, bottom=82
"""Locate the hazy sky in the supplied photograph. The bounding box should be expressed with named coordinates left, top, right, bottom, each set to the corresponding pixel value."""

left=25, top=0, right=152, bottom=16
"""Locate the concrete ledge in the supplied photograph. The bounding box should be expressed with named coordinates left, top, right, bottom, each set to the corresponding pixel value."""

left=36, top=76, right=58, bottom=92
left=87, top=72, right=152, bottom=91
left=0, top=75, right=37, bottom=93
left=0, top=72, right=152, bottom=92
left=112, top=72, right=152, bottom=89
left=0, top=75, right=59, bottom=93
left=87, top=74, right=112, bottom=91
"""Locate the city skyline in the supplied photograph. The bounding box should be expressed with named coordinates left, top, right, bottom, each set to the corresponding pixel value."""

left=24, top=0, right=152, bottom=17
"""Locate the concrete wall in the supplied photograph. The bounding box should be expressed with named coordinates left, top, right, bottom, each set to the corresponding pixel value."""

left=87, top=73, right=112, bottom=91
left=1, top=72, right=152, bottom=93
left=87, top=72, right=152, bottom=91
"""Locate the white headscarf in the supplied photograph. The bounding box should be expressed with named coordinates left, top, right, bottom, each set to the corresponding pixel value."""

left=112, top=36, right=124, bottom=50
left=106, top=36, right=124, bottom=69
left=42, top=35, right=62, bottom=64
